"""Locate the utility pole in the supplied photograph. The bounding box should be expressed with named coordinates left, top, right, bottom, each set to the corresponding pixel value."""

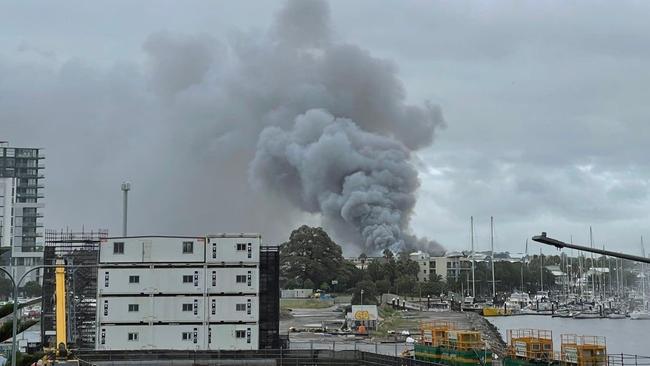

left=121, top=182, right=131, bottom=236
left=490, top=216, right=496, bottom=299
left=470, top=216, right=476, bottom=298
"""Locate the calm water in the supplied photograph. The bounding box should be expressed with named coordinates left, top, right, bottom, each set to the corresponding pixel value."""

left=487, top=315, right=648, bottom=356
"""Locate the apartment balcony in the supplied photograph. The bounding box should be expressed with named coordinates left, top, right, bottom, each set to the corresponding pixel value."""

left=16, top=193, right=44, bottom=199
left=21, top=232, right=44, bottom=238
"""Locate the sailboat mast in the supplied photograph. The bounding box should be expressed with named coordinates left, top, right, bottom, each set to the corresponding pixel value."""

left=539, top=248, right=544, bottom=291
left=577, top=237, right=584, bottom=299
left=470, top=216, right=476, bottom=298
left=491, top=216, right=495, bottom=299
left=642, top=236, right=646, bottom=300
left=523, top=239, right=528, bottom=291
left=590, top=226, right=595, bottom=298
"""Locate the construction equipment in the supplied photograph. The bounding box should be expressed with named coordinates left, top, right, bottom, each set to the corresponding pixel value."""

left=41, top=258, right=79, bottom=366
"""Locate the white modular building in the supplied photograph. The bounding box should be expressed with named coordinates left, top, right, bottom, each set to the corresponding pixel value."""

left=96, top=234, right=262, bottom=351
left=98, top=324, right=259, bottom=351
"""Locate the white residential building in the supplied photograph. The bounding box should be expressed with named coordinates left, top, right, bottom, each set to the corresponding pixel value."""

left=0, top=143, right=45, bottom=283
left=96, top=234, right=261, bottom=351
left=410, top=251, right=471, bottom=283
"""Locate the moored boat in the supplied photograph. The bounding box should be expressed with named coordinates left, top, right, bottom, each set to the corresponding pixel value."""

left=483, top=305, right=512, bottom=317
left=574, top=310, right=602, bottom=319
left=630, top=310, right=650, bottom=320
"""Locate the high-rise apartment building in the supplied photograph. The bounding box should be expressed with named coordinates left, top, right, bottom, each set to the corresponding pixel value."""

left=0, top=142, right=44, bottom=281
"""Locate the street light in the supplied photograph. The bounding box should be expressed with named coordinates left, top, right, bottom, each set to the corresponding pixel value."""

left=360, top=289, right=364, bottom=306
left=0, top=263, right=97, bottom=366
left=0, top=265, right=49, bottom=366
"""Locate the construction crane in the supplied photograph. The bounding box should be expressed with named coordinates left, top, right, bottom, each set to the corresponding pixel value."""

left=532, top=232, right=650, bottom=264
left=41, top=258, right=79, bottom=366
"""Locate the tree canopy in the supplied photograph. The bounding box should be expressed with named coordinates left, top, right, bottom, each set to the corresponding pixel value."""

left=280, top=225, right=349, bottom=290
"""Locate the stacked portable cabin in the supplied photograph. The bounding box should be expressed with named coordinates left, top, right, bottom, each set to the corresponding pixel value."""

left=560, top=335, right=607, bottom=366
left=96, top=235, right=260, bottom=350
left=415, top=321, right=492, bottom=366
left=506, top=329, right=554, bottom=362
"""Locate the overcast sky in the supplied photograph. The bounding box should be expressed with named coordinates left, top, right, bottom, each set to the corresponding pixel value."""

left=2, top=0, right=649, bottom=256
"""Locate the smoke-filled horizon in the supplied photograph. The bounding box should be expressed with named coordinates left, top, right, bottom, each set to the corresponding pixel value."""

left=0, top=0, right=446, bottom=255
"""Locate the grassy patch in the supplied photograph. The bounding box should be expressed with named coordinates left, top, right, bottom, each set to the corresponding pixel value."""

left=280, top=298, right=334, bottom=309
left=374, top=305, right=420, bottom=336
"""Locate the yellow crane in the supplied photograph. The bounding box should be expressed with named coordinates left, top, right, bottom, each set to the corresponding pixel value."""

left=42, top=258, right=79, bottom=366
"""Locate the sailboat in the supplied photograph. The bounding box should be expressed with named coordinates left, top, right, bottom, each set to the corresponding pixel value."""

left=631, top=236, right=650, bottom=320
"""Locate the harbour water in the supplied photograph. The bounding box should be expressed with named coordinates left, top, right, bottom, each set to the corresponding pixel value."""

left=486, top=315, right=648, bottom=356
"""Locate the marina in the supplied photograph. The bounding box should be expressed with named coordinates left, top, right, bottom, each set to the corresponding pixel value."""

left=487, top=315, right=648, bottom=356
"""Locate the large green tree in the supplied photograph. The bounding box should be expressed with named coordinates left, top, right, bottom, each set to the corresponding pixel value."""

left=280, top=225, right=345, bottom=289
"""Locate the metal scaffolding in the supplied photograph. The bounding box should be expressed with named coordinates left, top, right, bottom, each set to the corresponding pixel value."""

left=259, top=245, right=281, bottom=349
left=42, top=229, right=108, bottom=350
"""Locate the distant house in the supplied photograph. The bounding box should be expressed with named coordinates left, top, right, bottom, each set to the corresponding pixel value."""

left=346, top=256, right=383, bottom=270
left=545, top=265, right=568, bottom=285
left=346, top=305, right=379, bottom=330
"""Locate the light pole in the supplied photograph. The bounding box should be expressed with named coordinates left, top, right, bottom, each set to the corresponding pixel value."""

left=0, top=265, right=49, bottom=366
left=0, top=263, right=96, bottom=366
left=360, top=289, right=364, bottom=306
left=121, top=182, right=131, bottom=236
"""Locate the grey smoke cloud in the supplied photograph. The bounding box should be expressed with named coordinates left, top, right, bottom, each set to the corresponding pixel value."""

left=138, top=0, right=446, bottom=253
left=239, top=1, right=445, bottom=254
left=0, top=0, right=445, bottom=254
left=250, top=109, right=443, bottom=254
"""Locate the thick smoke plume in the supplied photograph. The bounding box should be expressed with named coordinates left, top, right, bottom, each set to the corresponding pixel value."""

left=1, top=0, right=445, bottom=255
left=247, top=0, right=446, bottom=254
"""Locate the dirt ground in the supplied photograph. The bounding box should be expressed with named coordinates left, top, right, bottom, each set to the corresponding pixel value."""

left=279, top=303, right=507, bottom=355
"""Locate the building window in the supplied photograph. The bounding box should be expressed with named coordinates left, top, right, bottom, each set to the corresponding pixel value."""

left=182, top=275, right=193, bottom=283
left=235, top=275, right=247, bottom=283
left=235, top=330, right=246, bottom=339
left=182, top=332, right=192, bottom=341
left=236, top=303, right=246, bottom=311
left=129, top=275, right=140, bottom=284
left=128, top=304, right=139, bottom=312
left=113, top=242, right=124, bottom=254
left=182, top=241, right=193, bottom=254
left=128, top=332, right=138, bottom=341
left=424, top=270, right=427, bottom=274
left=236, top=243, right=246, bottom=251
left=182, top=303, right=193, bottom=312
